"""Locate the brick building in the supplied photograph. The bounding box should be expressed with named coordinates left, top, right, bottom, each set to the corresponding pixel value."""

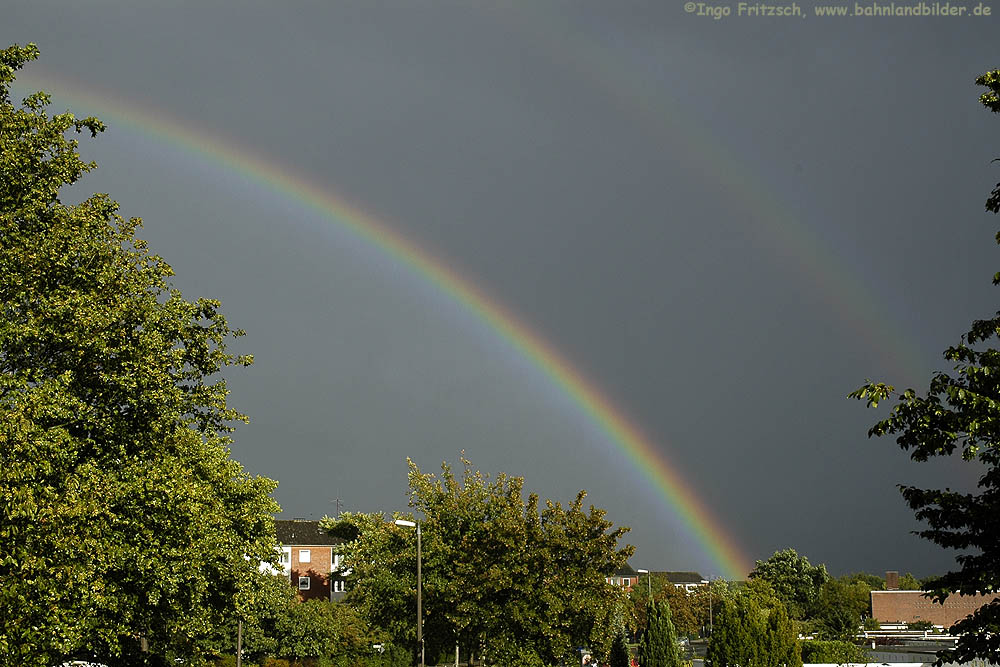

left=871, top=590, right=1000, bottom=627
left=271, top=519, right=347, bottom=602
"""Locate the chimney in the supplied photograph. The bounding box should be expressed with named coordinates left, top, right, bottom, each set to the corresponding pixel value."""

left=886, top=571, right=899, bottom=590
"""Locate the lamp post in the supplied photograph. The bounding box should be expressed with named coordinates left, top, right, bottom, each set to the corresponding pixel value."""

left=637, top=568, right=651, bottom=597
left=394, top=519, right=423, bottom=667
left=703, top=579, right=712, bottom=635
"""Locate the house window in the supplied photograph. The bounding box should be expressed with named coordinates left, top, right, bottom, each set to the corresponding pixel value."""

left=298, top=576, right=310, bottom=590
left=299, top=549, right=311, bottom=563
left=279, top=550, right=290, bottom=565
left=333, top=579, right=346, bottom=593
left=333, top=554, right=341, bottom=570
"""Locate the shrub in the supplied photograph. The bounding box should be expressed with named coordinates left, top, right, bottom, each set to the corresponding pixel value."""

left=800, top=640, right=866, bottom=664
left=907, top=620, right=934, bottom=631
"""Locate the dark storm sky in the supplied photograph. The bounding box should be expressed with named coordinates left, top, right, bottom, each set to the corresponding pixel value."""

left=5, top=1, right=999, bottom=577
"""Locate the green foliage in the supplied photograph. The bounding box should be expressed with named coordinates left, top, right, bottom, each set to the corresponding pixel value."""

left=220, top=593, right=381, bottom=666
left=273, top=600, right=362, bottom=660
left=812, top=579, right=871, bottom=640
left=749, top=549, right=830, bottom=620
left=907, top=620, right=935, bottom=632
left=0, top=43, right=280, bottom=666
left=628, top=574, right=709, bottom=639
left=329, top=457, right=633, bottom=666
left=897, top=573, right=922, bottom=590
left=706, top=583, right=801, bottom=667
left=639, top=598, right=682, bottom=667
left=610, top=629, right=632, bottom=667
left=850, top=71, right=1000, bottom=666
left=840, top=572, right=885, bottom=591
left=213, top=573, right=298, bottom=662
left=368, top=643, right=413, bottom=667
left=800, top=640, right=866, bottom=664
left=487, top=638, right=546, bottom=667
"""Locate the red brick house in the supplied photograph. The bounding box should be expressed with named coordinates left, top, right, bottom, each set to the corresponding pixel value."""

left=271, top=519, right=347, bottom=602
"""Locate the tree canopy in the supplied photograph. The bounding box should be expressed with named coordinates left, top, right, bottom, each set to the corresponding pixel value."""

left=748, top=549, right=829, bottom=620
left=850, top=68, right=1000, bottom=665
left=327, top=457, right=634, bottom=666
left=0, top=43, right=279, bottom=666
left=811, top=578, right=870, bottom=640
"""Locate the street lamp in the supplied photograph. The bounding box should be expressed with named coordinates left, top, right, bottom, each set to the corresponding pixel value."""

left=394, top=519, right=423, bottom=667
left=702, top=579, right=713, bottom=635
left=637, top=568, right=651, bottom=596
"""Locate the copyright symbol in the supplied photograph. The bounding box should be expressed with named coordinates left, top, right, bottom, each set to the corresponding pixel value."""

left=684, top=2, right=696, bottom=10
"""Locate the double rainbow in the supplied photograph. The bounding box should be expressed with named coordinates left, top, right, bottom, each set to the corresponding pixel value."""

left=16, top=69, right=752, bottom=578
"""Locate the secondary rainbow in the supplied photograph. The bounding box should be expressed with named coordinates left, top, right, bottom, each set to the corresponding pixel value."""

left=16, top=69, right=752, bottom=579
left=492, top=4, right=931, bottom=389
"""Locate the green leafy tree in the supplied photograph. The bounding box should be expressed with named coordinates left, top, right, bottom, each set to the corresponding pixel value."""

left=897, top=573, right=922, bottom=590
left=850, top=70, right=1000, bottom=666
left=812, top=579, right=869, bottom=640
left=639, top=598, right=682, bottom=667
left=329, top=457, right=633, bottom=666
left=748, top=549, right=830, bottom=620
left=0, top=44, right=280, bottom=666
left=707, top=583, right=801, bottom=667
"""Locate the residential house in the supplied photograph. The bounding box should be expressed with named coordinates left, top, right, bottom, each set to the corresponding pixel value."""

left=268, top=519, right=347, bottom=602
left=657, top=571, right=708, bottom=593
left=607, top=563, right=639, bottom=591
left=608, top=566, right=708, bottom=594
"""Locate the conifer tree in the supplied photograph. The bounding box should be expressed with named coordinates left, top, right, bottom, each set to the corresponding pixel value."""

left=706, top=586, right=801, bottom=667
left=610, top=628, right=631, bottom=667
left=639, top=598, right=681, bottom=667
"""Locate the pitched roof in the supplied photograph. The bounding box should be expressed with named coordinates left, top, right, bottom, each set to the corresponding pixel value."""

left=613, top=562, right=639, bottom=577
left=274, top=519, right=343, bottom=547
left=654, top=571, right=706, bottom=584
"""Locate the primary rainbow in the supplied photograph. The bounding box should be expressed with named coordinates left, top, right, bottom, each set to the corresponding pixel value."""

left=15, top=69, right=752, bottom=579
